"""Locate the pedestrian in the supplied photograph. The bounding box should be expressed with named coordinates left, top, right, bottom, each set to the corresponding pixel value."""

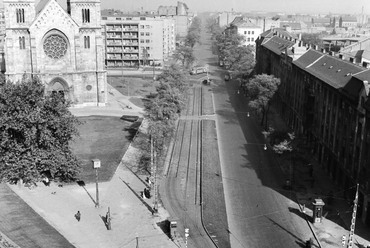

left=75, top=211, right=81, bottom=222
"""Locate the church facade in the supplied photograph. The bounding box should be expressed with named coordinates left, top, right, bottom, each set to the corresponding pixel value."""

left=3, top=0, right=107, bottom=106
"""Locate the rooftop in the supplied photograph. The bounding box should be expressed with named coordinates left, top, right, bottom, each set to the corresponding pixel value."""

left=305, top=54, right=365, bottom=89
left=293, top=49, right=324, bottom=69
left=262, top=35, right=295, bottom=55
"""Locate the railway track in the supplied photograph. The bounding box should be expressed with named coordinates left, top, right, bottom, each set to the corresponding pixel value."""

left=164, top=85, right=214, bottom=248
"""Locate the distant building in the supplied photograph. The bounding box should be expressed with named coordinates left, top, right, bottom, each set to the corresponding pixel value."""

left=217, top=11, right=241, bottom=27
left=101, top=10, right=176, bottom=68
left=230, top=17, right=261, bottom=46
left=340, top=16, right=358, bottom=28
left=3, top=0, right=107, bottom=106
left=157, top=1, right=192, bottom=38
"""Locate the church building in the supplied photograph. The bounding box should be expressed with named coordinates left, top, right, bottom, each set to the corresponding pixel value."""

left=3, top=0, right=107, bottom=106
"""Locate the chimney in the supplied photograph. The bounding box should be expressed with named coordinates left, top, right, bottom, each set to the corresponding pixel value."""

left=299, top=33, right=302, bottom=40
left=315, top=45, right=319, bottom=50
left=364, top=80, right=369, bottom=84
left=339, top=54, right=345, bottom=60
left=321, top=48, right=326, bottom=53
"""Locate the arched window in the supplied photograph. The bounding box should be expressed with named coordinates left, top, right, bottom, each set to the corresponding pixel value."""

left=82, top=9, right=90, bottom=23
left=84, top=36, right=90, bottom=49
left=16, top=8, right=25, bottom=23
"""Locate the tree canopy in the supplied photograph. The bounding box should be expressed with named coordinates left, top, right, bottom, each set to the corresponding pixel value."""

left=215, top=31, right=255, bottom=79
left=145, top=64, right=189, bottom=153
left=0, top=76, right=81, bottom=184
left=185, top=16, right=202, bottom=47
left=173, top=45, right=196, bottom=69
left=245, top=74, right=280, bottom=129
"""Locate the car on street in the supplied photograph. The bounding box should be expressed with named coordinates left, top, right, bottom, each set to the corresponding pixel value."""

left=202, top=78, right=212, bottom=85
left=190, top=66, right=208, bottom=75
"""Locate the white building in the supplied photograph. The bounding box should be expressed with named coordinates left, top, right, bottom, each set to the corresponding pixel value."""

left=230, top=17, right=261, bottom=46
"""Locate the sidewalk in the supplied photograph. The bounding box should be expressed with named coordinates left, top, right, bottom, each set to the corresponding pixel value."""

left=267, top=108, right=370, bottom=248
left=5, top=83, right=182, bottom=248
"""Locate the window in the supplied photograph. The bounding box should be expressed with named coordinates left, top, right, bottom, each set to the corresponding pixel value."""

left=145, top=32, right=150, bottom=36
left=116, top=17, right=121, bottom=20
left=140, top=25, right=144, bottom=29
left=244, top=31, right=247, bottom=34
left=43, top=34, right=67, bottom=59
left=140, top=17, right=146, bottom=20
left=247, top=38, right=250, bottom=42
left=146, top=39, right=150, bottom=43
left=146, top=47, right=150, bottom=50
left=248, top=31, right=250, bottom=34
left=84, top=36, right=90, bottom=49
left=82, top=9, right=90, bottom=23
left=145, top=25, right=150, bottom=28
left=140, top=39, right=145, bottom=43
left=251, top=38, right=254, bottom=42
left=16, top=8, right=25, bottom=23
left=102, top=17, right=107, bottom=20
left=19, top=36, right=25, bottom=49
left=126, top=17, right=132, bottom=20
left=140, top=32, right=144, bottom=36
left=252, top=31, right=254, bottom=34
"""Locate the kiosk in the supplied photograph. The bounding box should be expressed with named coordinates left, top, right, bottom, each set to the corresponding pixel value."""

left=312, top=198, right=325, bottom=223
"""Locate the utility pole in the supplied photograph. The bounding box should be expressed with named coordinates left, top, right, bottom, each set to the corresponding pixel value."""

left=347, top=184, right=359, bottom=248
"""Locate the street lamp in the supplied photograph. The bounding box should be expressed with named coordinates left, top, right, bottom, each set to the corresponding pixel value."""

left=92, top=159, right=101, bottom=208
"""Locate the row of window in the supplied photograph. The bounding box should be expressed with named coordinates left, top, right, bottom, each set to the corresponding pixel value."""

left=18, top=36, right=91, bottom=49
left=82, top=9, right=90, bottom=23
left=247, top=38, right=255, bottom=42
left=16, top=8, right=25, bottom=23
left=140, top=32, right=151, bottom=36
left=243, top=30, right=255, bottom=35
left=140, top=39, right=151, bottom=43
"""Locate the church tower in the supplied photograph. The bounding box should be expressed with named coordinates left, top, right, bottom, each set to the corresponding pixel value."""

left=3, top=0, right=35, bottom=76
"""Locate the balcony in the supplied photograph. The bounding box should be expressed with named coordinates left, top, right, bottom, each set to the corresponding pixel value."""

left=107, top=42, right=122, bottom=46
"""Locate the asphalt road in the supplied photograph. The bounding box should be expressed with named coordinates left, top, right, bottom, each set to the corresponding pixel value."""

left=195, top=29, right=315, bottom=247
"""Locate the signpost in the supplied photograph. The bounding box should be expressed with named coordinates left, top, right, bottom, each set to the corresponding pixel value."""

left=92, top=159, right=101, bottom=208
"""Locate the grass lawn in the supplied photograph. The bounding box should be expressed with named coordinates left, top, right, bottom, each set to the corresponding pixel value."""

left=71, top=116, right=134, bottom=183
left=202, top=119, right=231, bottom=248
left=108, top=76, right=157, bottom=97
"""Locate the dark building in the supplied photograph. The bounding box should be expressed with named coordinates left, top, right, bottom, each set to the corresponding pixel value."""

left=256, top=29, right=370, bottom=225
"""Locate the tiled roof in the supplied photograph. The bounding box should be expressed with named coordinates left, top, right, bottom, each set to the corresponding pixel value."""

left=259, top=28, right=298, bottom=39
left=305, top=55, right=365, bottom=89
left=353, top=69, right=370, bottom=82
left=262, top=36, right=295, bottom=55
left=293, top=49, right=324, bottom=69
left=280, top=22, right=301, bottom=30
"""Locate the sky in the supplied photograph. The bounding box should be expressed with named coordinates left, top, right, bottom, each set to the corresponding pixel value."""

left=0, top=0, right=368, bottom=15
left=98, top=0, right=369, bottom=15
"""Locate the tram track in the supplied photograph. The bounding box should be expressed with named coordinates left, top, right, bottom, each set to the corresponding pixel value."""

left=163, top=84, right=213, bottom=248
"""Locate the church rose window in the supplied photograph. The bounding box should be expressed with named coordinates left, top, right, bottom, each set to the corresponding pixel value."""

left=43, top=34, right=67, bottom=59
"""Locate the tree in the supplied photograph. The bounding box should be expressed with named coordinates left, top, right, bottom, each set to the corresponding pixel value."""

left=301, top=33, right=323, bottom=47
left=185, top=16, right=202, bottom=47
left=245, top=74, right=280, bottom=129
left=0, top=76, right=81, bottom=184
left=173, top=45, right=196, bottom=68
left=145, top=63, right=189, bottom=153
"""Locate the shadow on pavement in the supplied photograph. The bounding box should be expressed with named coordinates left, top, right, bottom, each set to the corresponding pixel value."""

left=119, top=177, right=155, bottom=214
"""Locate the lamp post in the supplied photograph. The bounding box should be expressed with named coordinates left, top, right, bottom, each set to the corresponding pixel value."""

left=92, top=159, right=101, bottom=208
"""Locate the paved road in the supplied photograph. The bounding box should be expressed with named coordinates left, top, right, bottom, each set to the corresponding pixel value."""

left=197, top=32, right=315, bottom=247
left=0, top=184, right=75, bottom=248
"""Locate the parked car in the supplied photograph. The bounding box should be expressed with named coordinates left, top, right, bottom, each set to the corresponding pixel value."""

left=190, top=66, right=207, bottom=75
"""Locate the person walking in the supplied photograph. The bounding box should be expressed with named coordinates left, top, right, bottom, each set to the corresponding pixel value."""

left=75, top=211, right=81, bottom=222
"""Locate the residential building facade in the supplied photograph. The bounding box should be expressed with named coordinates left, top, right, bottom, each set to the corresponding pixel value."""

left=230, top=17, right=261, bottom=46
left=256, top=29, right=370, bottom=226
left=3, top=0, right=107, bottom=106
left=101, top=11, right=176, bottom=68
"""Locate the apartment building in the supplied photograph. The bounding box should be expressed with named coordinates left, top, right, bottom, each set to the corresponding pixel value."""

left=101, top=11, right=176, bottom=68
left=229, top=17, right=261, bottom=46
left=256, top=29, right=370, bottom=226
